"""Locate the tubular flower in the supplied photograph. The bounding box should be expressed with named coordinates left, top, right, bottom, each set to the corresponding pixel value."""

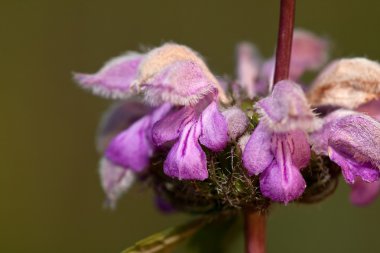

left=308, top=58, right=380, bottom=206
left=75, top=42, right=229, bottom=204
left=243, top=81, right=316, bottom=203
left=310, top=110, right=380, bottom=184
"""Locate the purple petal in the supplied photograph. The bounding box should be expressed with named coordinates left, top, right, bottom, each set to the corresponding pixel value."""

left=243, top=122, right=274, bottom=176
left=152, top=106, right=195, bottom=146
left=236, top=42, right=260, bottom=98
left=105, top=115, right=153, bottom=172
left=350, top=179, right=380, bottom=206
left=104, top=103, right=171, bottom=172
left=328, top=148, right=380, bottom=184
left=256, top=80, right=317, bottom=132
left=99, top=158, right=135, bottom=209
left=222, top=107, right=249, bottom=140
left=198, top=102, right=228, bottom=151
left=163, top=121, right=208, bottom=180
left=328, top=113, right=380, bottom=171
left=260, top=133, right=307, bottom=203
left=137, top=43, right=229, bottom=105
left=96, top=101, right=152, bottom=152
left=74, top=53, right=142, bottom=99
left=289, top=29, right=329, bottom=80
left=312, top=110, right=380, bottom=184
left=288, top=130, right=311, bottom=169
left=310, top=110, right=356, bottom=155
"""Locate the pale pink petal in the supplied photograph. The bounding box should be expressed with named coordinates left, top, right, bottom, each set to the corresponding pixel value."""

left=74, top=53, right=142, bottom=99
left=142, top=60, right=218, bottom=106
left=289, top=29, right=329, bottom=80
left=236, top=42, right=260, bottom=98
left=99, top=158, right=135, bottom=209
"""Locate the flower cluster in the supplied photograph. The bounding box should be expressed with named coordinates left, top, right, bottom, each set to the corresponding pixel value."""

left=75, top=29, right=380, bottom=210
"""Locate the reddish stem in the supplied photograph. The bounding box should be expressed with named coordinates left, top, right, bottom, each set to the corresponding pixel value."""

left=273, top=0, right=296, bottom=85
left=244, top=211, right=266, bottom=253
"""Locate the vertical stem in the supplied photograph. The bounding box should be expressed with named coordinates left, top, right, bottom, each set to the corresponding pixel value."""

left=273, top=0, right=296, bottom=85
left=244, top=211, right=266, bottom=253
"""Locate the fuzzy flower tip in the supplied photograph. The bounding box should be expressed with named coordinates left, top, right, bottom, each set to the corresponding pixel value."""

left=243, top=81, right=314, bottom=203
left=256, top=80, right=317, bottom=132
left=74, top=43, right=229, bottom=106
left=311, top=110, right=380, bottom=184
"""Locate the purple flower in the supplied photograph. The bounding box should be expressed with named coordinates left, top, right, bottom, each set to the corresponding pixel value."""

left=310, top=110, right=380, bottom=184
left=75, top=43, right=230, bottom=202
left=243, top=81, right=315, bottom=203
left=153, top=98, right=228, bottom=180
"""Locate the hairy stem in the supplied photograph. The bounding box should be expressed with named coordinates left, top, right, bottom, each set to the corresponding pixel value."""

left=244, top=211, right=266, bottom=253
left=273, top=0, right=296, bottom=85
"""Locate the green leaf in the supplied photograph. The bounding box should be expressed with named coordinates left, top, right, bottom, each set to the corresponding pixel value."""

left=121, top=216, right=209, bottom=253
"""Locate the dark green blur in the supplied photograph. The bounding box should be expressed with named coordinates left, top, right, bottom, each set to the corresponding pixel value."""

left=1, top=0, right=380, bottom=252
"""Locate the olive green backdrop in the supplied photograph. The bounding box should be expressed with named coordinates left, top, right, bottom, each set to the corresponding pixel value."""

left=1, top=0, right=380, bottom=252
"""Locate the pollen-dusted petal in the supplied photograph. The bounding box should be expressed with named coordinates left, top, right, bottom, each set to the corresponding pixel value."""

left=308, top=58, right=380, bottom=109
left=105, top=115, right=153, bottom=172
left=242, top=122, right=274, bottom=176
left=256, top=80, right=317, bottom=132
left=260, top=133, right=306, bottom=203
left=136, top=43, right=229, bottom=104
left=199, top=102, right=228, bottom=151
left=74, top=53, right=142, bottom=99
left=236, top=42, right=260, bottom=98
left=142, top=60, right=218, bottom=106
left=96, top=101, right=152, bottom=152
left=350, top=179, right=380, bottom=206
left=152, top=106, right=195, bottom=146
left=163, top=121, right=208, bottom=180
left=289, top=29, right=329, bottom=80
left=99, top=158, right=135, bottom=209
left=222, top=107, right=249, bottom=140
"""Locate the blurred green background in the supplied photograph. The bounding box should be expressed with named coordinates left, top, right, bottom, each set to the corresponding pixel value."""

left=1, top=0, right=380, bottom=252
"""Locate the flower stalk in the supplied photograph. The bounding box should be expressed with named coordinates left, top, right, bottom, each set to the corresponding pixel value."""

left=273, top=0, right=296, bottom=84
left=244, top=211, right=266, bottom=253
